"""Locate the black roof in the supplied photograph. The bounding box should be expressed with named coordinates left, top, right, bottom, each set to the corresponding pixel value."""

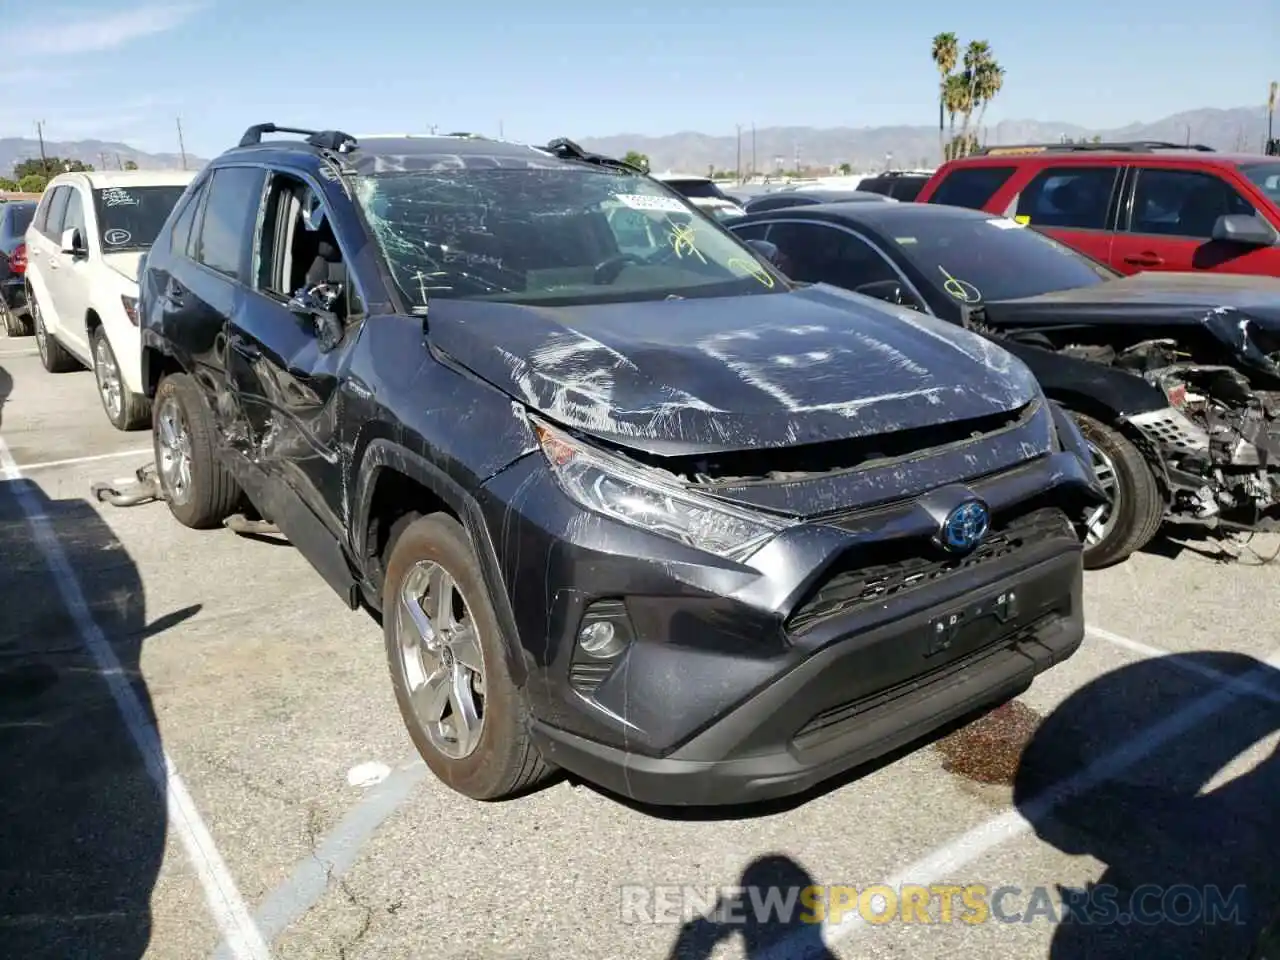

left=222, top=125, right=641, bottom=177
left=737, top=198, right=996, bottom=230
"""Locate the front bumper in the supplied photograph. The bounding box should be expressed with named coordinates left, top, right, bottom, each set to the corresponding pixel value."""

left=478, top=447, right=1094, bottom=805
left=1, top=278, right=27, bottom=317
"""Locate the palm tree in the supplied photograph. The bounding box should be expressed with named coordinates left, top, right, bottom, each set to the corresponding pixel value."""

left=943, top=73, right=970, bottom=160
left=931, top=33, right=958, bottom=163
left=970, top=59, right=1005, bottom=155
left=957, top=40, right=992, bottom=153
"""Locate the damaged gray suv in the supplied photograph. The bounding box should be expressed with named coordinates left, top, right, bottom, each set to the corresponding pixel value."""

left=137, top=126, right=1105, bottom=805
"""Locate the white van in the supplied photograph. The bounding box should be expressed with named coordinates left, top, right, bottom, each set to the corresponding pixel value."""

left=24, top=169, right=197, bottom=429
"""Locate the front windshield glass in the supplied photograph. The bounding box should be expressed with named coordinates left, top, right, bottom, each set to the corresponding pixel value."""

left=355, top=166, right=783, bottom=307
left=1240, top=163, right=1280, bottom=206
left=884, top=213, right=1117, bottom=303
left=92, top=185, right=190, bottom=253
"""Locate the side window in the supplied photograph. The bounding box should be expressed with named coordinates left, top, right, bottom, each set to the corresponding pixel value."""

left=728, top=222, right=771, bottom=243
left=1015, top=166, right=1118, bottom=230
left=766, top=221, right=902, bottom=291
left=193, top=166, right=267, bottom=282
left=891, top=177, right=927, bottom=202
left=928, top=166, right=1016, bottom=209
left=256, top=171, right=363, bottom=315
left=42, top=187, right=72, bottom=238
left=33, top=189, right=55, bottom=234
left=169, top=179, right=206, bottom=258
left=1129, top=168, right=1256, bottom=239
left=62, top=189, right=88, bottom=245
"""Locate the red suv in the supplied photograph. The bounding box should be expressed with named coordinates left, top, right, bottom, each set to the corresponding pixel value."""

left=916, top=141, right=1280, bottom=277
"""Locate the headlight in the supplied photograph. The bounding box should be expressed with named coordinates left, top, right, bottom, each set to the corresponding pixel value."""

left=532, top=417, right=787, bottom=562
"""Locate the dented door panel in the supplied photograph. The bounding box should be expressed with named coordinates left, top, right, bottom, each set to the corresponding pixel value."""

left=224, top=290, right=353, bottom=537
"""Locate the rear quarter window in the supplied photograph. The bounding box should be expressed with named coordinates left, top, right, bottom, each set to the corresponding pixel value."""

left=928, top=166, right=1017, bottom=209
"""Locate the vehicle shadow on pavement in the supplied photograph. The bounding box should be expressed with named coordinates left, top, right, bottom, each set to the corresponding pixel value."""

left=1013, top=651, right=1280, bottom=960
left=0, top=362, right=11, bottom=429
left=0, top=474, right=200, bottom=959
left=664, top=853, right=836, bottom=960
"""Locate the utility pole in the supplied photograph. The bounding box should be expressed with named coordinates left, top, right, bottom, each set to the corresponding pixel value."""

left=99, top=152, right=108, bottom=170
left=1268, top=81, right=1277, bottom=152
left=735, top=123, right=742, bottom=183
left=751, top=122, right=756, bottom=180
left=115, top=152, right=123, bottom=170
left=35, top=120, right=48, bottom=175
left=498, top=120, right=504, bottom=138
left=176, top=116, right=188, bottom=170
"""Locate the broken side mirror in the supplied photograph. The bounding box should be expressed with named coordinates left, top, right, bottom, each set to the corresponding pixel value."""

left=745, top=238, right=783, bottom=268
left=288, top=283, right=345, bottom=353
left=1211, top=213, right=1277, bottom=246
left=60, top=226, right=86, bottom=257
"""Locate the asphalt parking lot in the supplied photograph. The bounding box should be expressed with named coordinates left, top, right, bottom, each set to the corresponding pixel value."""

left=1, top=332, right=1277, bottom=960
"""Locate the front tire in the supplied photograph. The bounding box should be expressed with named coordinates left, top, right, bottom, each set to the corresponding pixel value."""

left=152, top=373, right=242, bottom=529
left=92, top=327, right=151, bottom=431
left=31, top=295, right=80, bottom=373
left=1071, top=412, right=1165, bottom=569
left=383, top=512, right=553, bottom=800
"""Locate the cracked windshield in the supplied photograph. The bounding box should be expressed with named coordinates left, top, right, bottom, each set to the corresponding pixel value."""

left=1, top=4, right=1277, bottom=960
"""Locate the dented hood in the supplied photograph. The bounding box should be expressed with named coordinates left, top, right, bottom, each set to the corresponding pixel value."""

left=982, top=271, right=1280, bottom=382
left=427, top=283, right=1039, bottom=456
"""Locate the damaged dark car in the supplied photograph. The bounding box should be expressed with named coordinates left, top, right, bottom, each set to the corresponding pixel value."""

left=137, top=127, right=1103, bottom=806
left=730, top=201, right=1280, bottom=568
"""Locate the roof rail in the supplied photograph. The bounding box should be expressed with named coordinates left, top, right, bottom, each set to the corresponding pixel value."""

left=973, top=140, right=1216, bottom=157
left=237, top=123, right=358, bottom=152
left=541, top=137, right=644, bottom=173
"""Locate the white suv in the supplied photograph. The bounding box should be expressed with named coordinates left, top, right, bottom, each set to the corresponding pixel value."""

left=25, top=169, right=196, bottom=429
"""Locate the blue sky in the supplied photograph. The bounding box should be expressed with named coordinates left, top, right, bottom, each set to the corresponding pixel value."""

left=3, top=0, right=1276, bottom=159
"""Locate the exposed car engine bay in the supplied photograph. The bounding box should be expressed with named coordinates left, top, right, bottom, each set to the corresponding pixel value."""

left=1061, top=337, right=1280, bottom=532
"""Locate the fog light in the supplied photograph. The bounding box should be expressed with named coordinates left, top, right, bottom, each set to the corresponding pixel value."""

left=578, top=620, right=622, bottom=658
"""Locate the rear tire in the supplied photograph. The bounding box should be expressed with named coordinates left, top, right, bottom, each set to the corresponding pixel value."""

left=152, top=373, right=242, bottom=529
left=1, top=301, right=28, bottom=337
left=382, top=512, right=553, bottom=800
left=1071, top=411, right=1165, bottom=569
left=32, top=295, right=80, bottom=373
left=92, top=327, right=151, bottom=431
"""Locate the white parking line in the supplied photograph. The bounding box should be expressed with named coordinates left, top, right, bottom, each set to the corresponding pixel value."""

left=15, top=448, right=154, bottom=472
left=0, top=437, right=271, bottom=960
left=758, top=643, right=1280, bottom=959
left=1087, top=625, right=1280, bottom=705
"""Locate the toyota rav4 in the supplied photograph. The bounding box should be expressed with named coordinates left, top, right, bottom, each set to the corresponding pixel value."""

left=136, top=125, right=1103, bottom=806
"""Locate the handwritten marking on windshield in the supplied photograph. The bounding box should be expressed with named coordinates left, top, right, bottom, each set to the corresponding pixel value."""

left=104, top=228, right=132, bottom=245
left=101, top=188, right=140, bottom=207
left=938, top=264, right=982, bottom=303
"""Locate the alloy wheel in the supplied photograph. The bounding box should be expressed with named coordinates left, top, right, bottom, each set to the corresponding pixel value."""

left=95, top=336, right=123, bottom=421
left=396, top=560, right=487, bottom=760
left=1083, top=440, right=1120, bottom=545
left=155, top=395, right=193, bottom=505
left=33, top=303, right=47, bottom=363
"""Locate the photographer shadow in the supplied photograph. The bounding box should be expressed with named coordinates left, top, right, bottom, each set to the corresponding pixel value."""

left=0, top=471, right=199, bottom=958
left=1013, top=651, right=1280, bottom=959
left=665, top=854, right=836, bottom=960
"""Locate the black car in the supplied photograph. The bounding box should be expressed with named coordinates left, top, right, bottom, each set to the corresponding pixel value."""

left=855, top=171, right=931, bottom=201
left=743, top=189, right=891, bottom=214
left=0, top=200, right=36, bottom=336
left=729, top=201, right=1280, bottom=568
left=137, top=126, right=1102, bottom=806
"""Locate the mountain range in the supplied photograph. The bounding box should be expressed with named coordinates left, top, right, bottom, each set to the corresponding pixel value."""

left=0, top=137, right=206, bottom=178
left=3, top=105, right=1273, bottom=180
left=578, top=105, right=1275, bottom=174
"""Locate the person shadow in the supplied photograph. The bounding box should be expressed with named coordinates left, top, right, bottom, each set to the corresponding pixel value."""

left=665, top=854, right=837, bottom=960
left=0, top=467, right=199, bottom=957
left=1013, top=651, right=1280, bottom=960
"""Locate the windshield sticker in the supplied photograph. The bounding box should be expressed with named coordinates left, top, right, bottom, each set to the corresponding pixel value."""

left=1014, top=215, right=1031, bottom=224
left=986, top=217, right=1024, bottom=229
left=103, top=228, right=132, bottom=246
left=938, top=265, right=982, bottom=303
left=667, top=222, right=707, bottom=263
left=615, top=193, right=688, bottom=213
left=895, top=236, right=918, bottom=245
left=101, top=188, right=140, bottom=207
left=727, top=256, right=775, bottom=288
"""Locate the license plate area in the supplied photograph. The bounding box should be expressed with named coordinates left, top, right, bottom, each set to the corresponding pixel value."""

left=926, top=588, right=1021, bottom=659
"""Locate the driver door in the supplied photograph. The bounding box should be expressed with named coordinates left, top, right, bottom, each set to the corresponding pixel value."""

left=226, top=168, right=363, bottom=538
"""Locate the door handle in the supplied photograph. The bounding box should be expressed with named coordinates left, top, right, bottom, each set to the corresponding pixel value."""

left=1123, top=252, right=1164, bottom=267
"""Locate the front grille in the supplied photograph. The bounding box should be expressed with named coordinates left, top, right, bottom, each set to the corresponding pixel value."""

left=786, top=507, right=1070, bottom=635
